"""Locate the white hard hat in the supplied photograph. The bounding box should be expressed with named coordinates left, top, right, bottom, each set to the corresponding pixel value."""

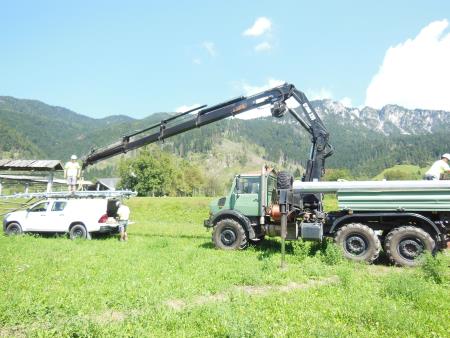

left=442, top=154, right=450, bottom=160
left=71, top=154, right=77, bottom=160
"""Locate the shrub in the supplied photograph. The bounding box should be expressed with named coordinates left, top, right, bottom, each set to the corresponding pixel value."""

left=420, top=252, right=449, bottom=284
left=321, top=242, right=344, bottom=266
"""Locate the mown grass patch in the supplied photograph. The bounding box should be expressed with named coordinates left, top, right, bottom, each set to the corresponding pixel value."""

left=0, top=197, right=449, bottom=337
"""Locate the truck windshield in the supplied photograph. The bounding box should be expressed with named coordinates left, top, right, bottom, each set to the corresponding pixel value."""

left=236, top=177, right=260, bottom=194
left=29, top=202, right=48, bottom=212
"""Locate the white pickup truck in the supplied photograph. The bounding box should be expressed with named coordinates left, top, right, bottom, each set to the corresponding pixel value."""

left=3, top=198, right=119, bottom=239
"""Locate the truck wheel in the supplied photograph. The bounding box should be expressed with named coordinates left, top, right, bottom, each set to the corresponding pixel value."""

left=212, top=219, right=248, bottom=250
left=277, top=171, right=293, bottom=189
left=69, top=224, right=91, bottom=240
left=384, top=226, right=435, bottom=267
left=5, top=222, right=23, bottom=236
left=335, top=223, right=381, bottom=263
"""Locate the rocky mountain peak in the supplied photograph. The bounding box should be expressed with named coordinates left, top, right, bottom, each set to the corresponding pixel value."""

left=311, top=100, right=450, bottom=135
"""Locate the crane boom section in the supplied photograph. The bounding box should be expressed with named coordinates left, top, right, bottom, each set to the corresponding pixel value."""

left=82, top=83, right=332, bottom=181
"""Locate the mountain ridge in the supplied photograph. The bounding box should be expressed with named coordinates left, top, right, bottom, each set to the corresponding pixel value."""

left=1, top=95, right=450, bottom=177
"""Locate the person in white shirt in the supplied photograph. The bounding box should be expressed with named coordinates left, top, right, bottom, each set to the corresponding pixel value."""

left=64, top=155, right=81, bottom=192
left=116, top=202, right=130, bottom=241
left=424, top=154, right=450, bottom=180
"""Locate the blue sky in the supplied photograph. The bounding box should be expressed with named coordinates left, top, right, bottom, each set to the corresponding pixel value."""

left=1, top=0, right=449, bottom=118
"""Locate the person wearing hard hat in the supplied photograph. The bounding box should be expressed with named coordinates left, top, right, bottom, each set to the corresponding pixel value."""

left=424, top=154, right=450, bottom=180
left=64, top=155, right=81, bottom=192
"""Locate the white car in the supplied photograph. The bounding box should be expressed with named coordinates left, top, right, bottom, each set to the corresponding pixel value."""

left=3, top=198, right=119, bottom=239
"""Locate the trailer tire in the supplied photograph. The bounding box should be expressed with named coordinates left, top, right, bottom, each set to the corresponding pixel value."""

left=212, top=218, right=248, bottom=250
left=5, top=222, right=23, bottom=236
left=277, top=171, right=293, bottom=189
left=384, top=226, right=435, bottom=267
left=335, top=223, right=381, bottom=263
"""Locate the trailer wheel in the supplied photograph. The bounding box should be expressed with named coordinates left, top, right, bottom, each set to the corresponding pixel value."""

left=277, top=171, right=293, bottom=189
left=212, top=218, right=248, bottom=250
left=384, top=226, right=435, bottom=267
left=5, top=222, right=23, bottom=236
left=335, top=223, right=381, bottom=263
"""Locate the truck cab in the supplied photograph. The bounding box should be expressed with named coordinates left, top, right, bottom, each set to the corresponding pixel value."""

left=204, top=168, right=278, bottom=249
left=208, top=172, right=277, bottom=220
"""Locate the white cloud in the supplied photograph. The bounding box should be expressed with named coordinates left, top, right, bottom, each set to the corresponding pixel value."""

left=365, top=19, right=450, bottom=110
left=202, top=41, right=216, bottom=57
left=234, top=78, right=285, bottom=119
left=175, top=103, right=202, bottom=113
left=340, top=97, right=352, bottom=107
left=243, top=17, right=272, bottom=37
left=239, top=78, right=285, bottom=96
left=306, top=88, right=334, bottom=100
left=254, top=41, right=272, bottom=52
left=192, top=58, right=201, bottom=65
left=305, top=88, right=353, bottom=108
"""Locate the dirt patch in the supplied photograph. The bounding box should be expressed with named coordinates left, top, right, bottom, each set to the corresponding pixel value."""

left=89, top=310, right=127, bottom=324
left=165, top=276, right=339, bottom=311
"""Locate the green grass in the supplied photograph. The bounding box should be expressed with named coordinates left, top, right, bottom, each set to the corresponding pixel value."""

left=0, top=197, right=449, bottom=337
left=373, top=164, right=427, bottom=180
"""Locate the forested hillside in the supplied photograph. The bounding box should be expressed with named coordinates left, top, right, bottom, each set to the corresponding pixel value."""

left=1, top=95, right=450, bottom=179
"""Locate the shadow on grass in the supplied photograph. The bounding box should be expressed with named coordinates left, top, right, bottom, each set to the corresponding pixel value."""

left=197, top=237, right=296, bottom=256
left=5, top=232, right=119, bottom=241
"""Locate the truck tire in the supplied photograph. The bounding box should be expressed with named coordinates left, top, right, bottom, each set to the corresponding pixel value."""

left=212, top=218, right=248, bottom=250
left=277, top=171, right=293, bottom=189
left=69, top=224, right=91, bottom=240
left=384, top=226, right=435, bottom=267
left=5, top=222, right=23, bottom=236
left=335, top=223, right=381, bottom=263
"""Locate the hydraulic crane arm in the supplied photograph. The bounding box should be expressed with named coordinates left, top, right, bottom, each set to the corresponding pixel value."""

left=82, top=83, right=332, bottom=181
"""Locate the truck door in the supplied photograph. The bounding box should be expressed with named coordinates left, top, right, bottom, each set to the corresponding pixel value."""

left=231, top=176, right=260, bottom=216
left=46, top=201, right=69, bottom=232
left=25, top=201, right=50, bottom=231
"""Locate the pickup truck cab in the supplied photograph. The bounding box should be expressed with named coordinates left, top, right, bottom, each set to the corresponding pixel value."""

left=3, top=198, right=119, bottom=239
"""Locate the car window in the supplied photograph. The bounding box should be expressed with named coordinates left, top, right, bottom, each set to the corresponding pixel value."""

left=29, top=202, right=49, bottom=212
left=237, top=177, right=260, bottom=194
left=51, top=201, right=67, bottom=212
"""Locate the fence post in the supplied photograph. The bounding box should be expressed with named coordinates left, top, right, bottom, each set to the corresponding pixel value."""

left=47, top=171, right=54, bottom=192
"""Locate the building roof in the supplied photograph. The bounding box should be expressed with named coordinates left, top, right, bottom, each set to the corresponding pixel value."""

left=96, top=178, right=120, bottom=191
left=0, top=160, right=64, bottom=171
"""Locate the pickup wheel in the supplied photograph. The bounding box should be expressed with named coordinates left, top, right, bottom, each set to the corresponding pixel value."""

left=384, top=226, right=435, bottom=267
left=212, top=218, right=248, bottom=250
left=69, top=224, right=91, bottom=240
left=5, top=222, right=23, bottom=236
left=335, top=223, right=381, bottom=263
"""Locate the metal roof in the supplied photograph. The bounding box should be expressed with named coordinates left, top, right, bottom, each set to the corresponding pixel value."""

left=96, top=178, right=120, bottom=191
left=0, top=160, right=63, bottom=171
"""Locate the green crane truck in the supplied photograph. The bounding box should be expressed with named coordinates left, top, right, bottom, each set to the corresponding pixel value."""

left=80, top=81, right=449, bottom=267
left=204, top=168, right=450, bottom=267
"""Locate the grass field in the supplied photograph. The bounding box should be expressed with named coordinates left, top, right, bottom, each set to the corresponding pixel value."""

left=1, top=196, right=449, bottom=337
